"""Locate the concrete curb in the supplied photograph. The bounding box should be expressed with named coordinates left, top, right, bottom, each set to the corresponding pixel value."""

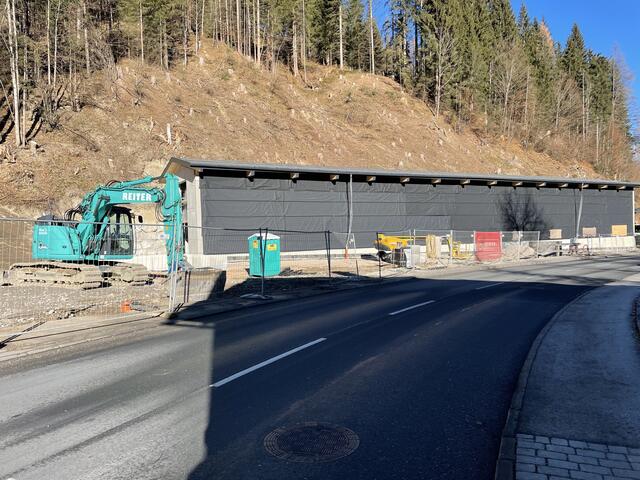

left=493, top=287, right=596, bottom=480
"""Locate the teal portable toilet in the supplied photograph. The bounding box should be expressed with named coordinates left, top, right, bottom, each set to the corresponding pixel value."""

left=248, top=233, right=281, bottom=277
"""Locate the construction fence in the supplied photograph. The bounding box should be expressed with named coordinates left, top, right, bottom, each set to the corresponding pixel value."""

left=0, top=218, right=175, bottom=335
left=0, top=217, right=636, bottom=341
left=374, top=230, right=542, bottom=273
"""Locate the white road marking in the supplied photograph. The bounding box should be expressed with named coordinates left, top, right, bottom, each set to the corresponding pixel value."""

left=211, top=338, right=327, bottom=387
left=475, top=282, right=504, bottom=290
left=389, top=300, right=435, bottom=316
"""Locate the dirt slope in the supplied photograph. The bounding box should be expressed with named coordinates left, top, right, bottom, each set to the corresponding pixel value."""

left=0, top=43, right=599, bottom=216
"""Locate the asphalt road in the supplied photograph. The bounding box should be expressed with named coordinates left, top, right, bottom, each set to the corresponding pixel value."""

left=1, top=255, right=639, bottom=480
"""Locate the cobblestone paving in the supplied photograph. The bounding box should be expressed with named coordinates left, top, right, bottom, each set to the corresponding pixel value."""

left=516, top=434, right=640, bottom=480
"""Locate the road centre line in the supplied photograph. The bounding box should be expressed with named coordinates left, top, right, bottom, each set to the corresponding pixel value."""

left=389, top=300, right=435, bottom=316
left=211, top=338, right=327, bottom=387
left=474, top=282, right=504, bottom=290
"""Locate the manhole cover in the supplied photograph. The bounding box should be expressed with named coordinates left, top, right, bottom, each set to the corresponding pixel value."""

left=264, top=422, right=359, bottom=463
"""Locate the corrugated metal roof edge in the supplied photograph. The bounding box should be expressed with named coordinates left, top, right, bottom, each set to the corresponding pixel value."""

left=164, top=157, right=640, bottom=188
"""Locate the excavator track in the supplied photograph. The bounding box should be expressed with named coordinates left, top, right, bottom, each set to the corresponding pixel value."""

left=7, top=261, right=104, bottom=289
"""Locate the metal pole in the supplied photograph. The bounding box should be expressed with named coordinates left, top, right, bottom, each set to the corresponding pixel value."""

left=449, top=229, right=453, bottom=265
left=325, top=230, right=332, bottom=279
left=377, top=232, right=382, bottom=280
left=168, top=219, right=179, bottom=314
left=260, top=227, right=266, bottom=297
left=575, top=188, right=584, bottom=238
left=473, top=230, right=477, bottom=263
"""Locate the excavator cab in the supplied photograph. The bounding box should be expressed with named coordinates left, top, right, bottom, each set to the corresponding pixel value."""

left=99, top=207, right=134, bottom=258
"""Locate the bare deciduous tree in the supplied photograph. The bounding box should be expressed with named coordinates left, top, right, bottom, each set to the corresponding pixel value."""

left=433, top=23, right=454, bottom=118
left=5, top=0, right=21, bottom=146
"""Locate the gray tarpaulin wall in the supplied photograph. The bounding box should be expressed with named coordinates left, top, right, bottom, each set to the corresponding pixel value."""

left=199, top=175, right=633, bottom=254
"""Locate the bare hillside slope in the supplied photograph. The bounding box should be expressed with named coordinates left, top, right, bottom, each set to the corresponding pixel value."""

left=0, top=44, right=599, bottom=215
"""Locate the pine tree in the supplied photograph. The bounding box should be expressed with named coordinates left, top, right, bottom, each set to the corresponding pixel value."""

left=310, top=0, right=340, bottom=64
left=343, top=0, right=366, bottom=69
left=562, top=23, right=586, bottom=85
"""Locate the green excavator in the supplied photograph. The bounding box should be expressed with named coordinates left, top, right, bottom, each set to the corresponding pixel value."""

left=5, top=174, right=184, bottom=289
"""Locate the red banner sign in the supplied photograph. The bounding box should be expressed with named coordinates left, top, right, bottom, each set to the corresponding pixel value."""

left=474, top=231, right=502, bottom=261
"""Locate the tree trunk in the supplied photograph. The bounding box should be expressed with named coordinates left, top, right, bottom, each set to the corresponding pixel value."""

left=225, top=0, right=230, bottom=44
left=139, top=0, right=144, bottom=62
left=210, top=0, right=215, bottom=42
left=236, top=0, right=241, bottom=53
left=256, top=0, right=261, bottom=64
left=53, top=0, right=60, bottom=88
left=6, top=0, right=21, bottom=146
left=595, top=120, right=600, bottom=168
left=201, top=0, right=206, bottom=47
left=195, top=0, right=200, bottom=53
left=292, top=20, right=298, bottom=76
left=83, top=0, right=90, bottom=73
left=524, top=67, right=529, bottom=141
left=368, top=0, right=374, bottom=73
left=183, top=5, right=188, bottom=65
left=164, top=21, right=169, bottom=69
left=301, top=0, right=306, bottom=81
left=338, top=3, right=343, bottom=70
left=46, top=0, right=51, bottom=85
left=22, top=40, right=27, bottom=145
left=435, top=51, right=441, bottom=117
left=581, top=70, right=586, bottom=142
left=159, top=21, right=164, bottom=69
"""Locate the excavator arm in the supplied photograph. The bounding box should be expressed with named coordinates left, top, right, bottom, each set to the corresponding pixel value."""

left=73, top=173, right=183, bottom=269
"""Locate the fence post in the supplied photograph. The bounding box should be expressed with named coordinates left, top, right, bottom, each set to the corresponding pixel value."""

left=376, top=232, right=382, bottom=280
left=260, top=228, right=266, bottom=297
left=449, top=229, right=453, bottom=265
left=517, top=231, right=521, bottom=262
left=168, top=219, right=179, bottom=314
left=473, top=231, right=477, bottom=263
left=325, top=230, right=332, bottom=280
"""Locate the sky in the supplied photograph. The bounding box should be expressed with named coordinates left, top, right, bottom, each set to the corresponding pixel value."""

left=511, top=0, right=639, bottom=132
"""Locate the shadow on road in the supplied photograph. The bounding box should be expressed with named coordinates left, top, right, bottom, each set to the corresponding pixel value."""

left=156, top=256, right=639, bottom=480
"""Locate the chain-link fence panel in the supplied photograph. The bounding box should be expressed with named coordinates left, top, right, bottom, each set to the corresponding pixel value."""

left=328, top=232, right=380, bottom=280
left=568, top=234, right=636, bottom=255
left=373, top=231, right=410, bottom=277
left=520, top=231, right=541, bottom=259
left=373, top=229, right=547, bottom=270
left=0, top=217, right=174, bottom=335
left=412, top=229, right=455, bottom=268
left=451, top=230, right=477, bottom=265
left=493, top=231, right=540, bottom=262
left=180, top=227, right=338, bottom=305
left=270, top=229, right=332, bottom=288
